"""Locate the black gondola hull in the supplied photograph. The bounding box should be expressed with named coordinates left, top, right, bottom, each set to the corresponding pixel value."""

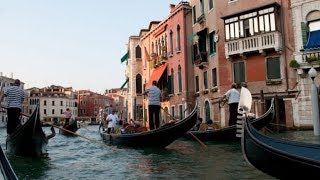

left=59, top=120, right=78, bottom=136
left=242, top=112, right=320, bottom=179
left=6, top=105, right=47, bottom=157
left=100, top=103, right=198, bottom=148
left=0, top=145, right=18, bottom=180
left=184, top=99, right=274, bottom=142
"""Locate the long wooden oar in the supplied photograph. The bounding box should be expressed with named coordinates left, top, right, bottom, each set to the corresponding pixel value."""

left=41, top=121, right=109, bottom=147
left=160, top=106, right=207, bottom=149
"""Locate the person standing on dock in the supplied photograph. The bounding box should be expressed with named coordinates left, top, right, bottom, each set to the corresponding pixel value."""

left=0, top=79, right=25, bottom=135
left=143, top=80, right=161, bottom=130
left=220, top=83, right=240, bottom=126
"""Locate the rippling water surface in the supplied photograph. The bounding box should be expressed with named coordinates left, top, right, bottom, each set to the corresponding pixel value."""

left=1, top=125, right=317, bottom=180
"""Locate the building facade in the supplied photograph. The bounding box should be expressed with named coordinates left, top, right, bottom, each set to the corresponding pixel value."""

left=291, top=0, right=320, bottom=128
left=140, top=2, right=194, bottom=126
left=28, top=85, right=78, bottom=124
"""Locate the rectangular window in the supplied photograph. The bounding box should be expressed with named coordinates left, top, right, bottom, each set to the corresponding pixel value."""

left=44, top=101, right=46, bottom=106
left=209, top=31, right=216, bottom=54
left=270, top=13, right=276, bottom=31
left=254, top=17, right=259, bottom=33
left=60, top=109, right=63, bottom=114
left=52, top=109, right=55, bottom=115
left=203, top=71, right=208, bottom=89
left=239, top=21, right=244, bottom=37
left=234, top=22, right=239, bottom=38
left=171, top=106, right=175, bottom=119
left=264, top=14, right=270, bottom=32
left=234, top=62, right=245, bottom=83
left=249, top=18, right=254, bottom=35
left=267, top=57, right=281, bottom=79
left=212, top=68, right=217, bottom=87
left=209, top=0, right=213, bottom=10
left=44, top=109, right=46, bottom=115
left=195, top=76, right=199, bottom=92
left=225, top=25, right=230, bottom=40
left=230, top=23, right=235, bottom=39
left=52, top=101, right=55, bottom=106
left=168, top=76, right=172, bottom=94
left=179, top=105, right=183, bottom=120
left=259, top=16, right=265, bottom=32
left=60, top=101, right=63, bottom=106
left=193, top=6, right=197, bottom=24
left=193, top=44, right=198, bottom=60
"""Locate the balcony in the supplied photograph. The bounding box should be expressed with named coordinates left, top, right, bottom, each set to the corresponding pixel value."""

left=194, top=51, right=208, bottom=68
left=225, top=31, right=282, bottom=59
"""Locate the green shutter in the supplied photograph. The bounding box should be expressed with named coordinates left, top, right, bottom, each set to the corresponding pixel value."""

left=203, top=71, right=208, bottom=89
left=168, top=76, right=172, bottom=94
left=195, top=76, right=199, bottom=92
left=178, top=70, right=182, bottom=93
left=205, top=101, right=210, bottom=122
left=239, top=62, right=245, bottom=82
left=267, top=57, right=281, bottom=79
left=301, top=22, right=309, bottom=47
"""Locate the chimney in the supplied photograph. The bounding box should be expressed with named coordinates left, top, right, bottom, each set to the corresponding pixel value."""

left=170, top=4, right=175, bottom=13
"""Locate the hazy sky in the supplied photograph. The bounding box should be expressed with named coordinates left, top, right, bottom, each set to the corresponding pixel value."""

left=0, top=0, right=182, bottom=93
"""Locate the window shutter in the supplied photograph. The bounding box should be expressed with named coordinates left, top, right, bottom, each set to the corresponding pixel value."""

left=267, top=57, right=280, bottom=79
left=301, top=22, right=309, bottom=47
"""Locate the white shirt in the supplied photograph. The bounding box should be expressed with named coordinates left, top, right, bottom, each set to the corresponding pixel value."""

left=145, top=85, right=161, bottom=106
left=106, top=114, right=117, bottom=128
left=225, top=88, right=240, bottom=104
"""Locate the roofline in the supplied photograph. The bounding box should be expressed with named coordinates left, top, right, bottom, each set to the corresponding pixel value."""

left=221, top=2, right=280, bottom=20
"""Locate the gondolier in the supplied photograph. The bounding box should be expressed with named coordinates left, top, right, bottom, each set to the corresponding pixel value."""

left=0, top=79, right=25, bottom=134
left=220, top=83, right=240, bottom=126
left=143, top=80, right=161, bottom=130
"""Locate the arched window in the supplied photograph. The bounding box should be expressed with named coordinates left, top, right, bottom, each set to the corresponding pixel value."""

left=177, top=25, right=181, bottom=51
left=178, top=65, right=182, bottom=93
left=136, top=74, right=142, bottom=94
left=171, top=68, right=175, bottom=94
left=205, top=101, right=210, bottom=123
left=135, top=45, right=141, bottom=58
left=170, top=30, right=173, bottom=54
left=152, top=42, right=154, bottom=53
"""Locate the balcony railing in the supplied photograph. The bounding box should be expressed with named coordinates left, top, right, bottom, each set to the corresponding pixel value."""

left=225, top=31, right=282, bottom=59
left=194, top=51, right=208, bottom=67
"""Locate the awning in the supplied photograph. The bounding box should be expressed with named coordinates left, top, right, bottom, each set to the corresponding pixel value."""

left=188, top=33, right=198, bottom=41
left=120, top=78, right=129, bottom=89
left=145, top=63, right=168, bottom=88
left=304, top=30, right=320, bottom=50
left=120, top=52, right=129, bottom=63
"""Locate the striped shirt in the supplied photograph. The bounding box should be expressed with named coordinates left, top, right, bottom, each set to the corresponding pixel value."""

left=3, top=86, right=25, bottom=109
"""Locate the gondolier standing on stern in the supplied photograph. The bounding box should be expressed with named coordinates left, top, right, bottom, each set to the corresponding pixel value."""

left=220, top=83, right=240, bottom=126
left=143, top=80, right=161, bottom=130
left=0, top=79, right=25, bottom=135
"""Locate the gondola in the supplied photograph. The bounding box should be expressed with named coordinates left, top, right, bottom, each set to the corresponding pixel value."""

left=183, top=98, right=274, bottom=142
left=0, top=144, right=18, bottom=180
left=100, top=102, right=198, bottom=148
left=241, top=110, right=320, bottom=179
left=6, top=104, right=48, bottom=157
left=59, top=119, right=79, bottom=136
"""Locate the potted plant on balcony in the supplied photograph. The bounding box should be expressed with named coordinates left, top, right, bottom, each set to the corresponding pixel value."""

left=289, top=59, right=300, bottom=69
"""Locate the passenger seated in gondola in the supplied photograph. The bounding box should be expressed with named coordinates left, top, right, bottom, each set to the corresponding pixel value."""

left=206, top=120, right=214, bottom=131
left=191, top=117, right=203, bottom=131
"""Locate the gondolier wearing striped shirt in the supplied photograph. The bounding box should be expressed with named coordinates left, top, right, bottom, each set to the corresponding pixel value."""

left=0, top=79, right=25, bottom=134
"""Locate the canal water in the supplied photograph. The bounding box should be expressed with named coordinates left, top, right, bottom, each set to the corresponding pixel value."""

left=1, top=125, right=317, bottom=180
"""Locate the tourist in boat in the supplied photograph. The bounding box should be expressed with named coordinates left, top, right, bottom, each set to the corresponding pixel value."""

left=63, top=108, right=72, bottom=127
left=220, top=83, right=240, bottom=126
left=0, top=79, right=25, bottom=135
left=143, top=80, right=161, bottom=130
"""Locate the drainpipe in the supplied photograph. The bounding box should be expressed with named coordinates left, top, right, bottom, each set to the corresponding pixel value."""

left=281, top=0, right=289, bottom=91
left=183, top=8, right=189, bottom=114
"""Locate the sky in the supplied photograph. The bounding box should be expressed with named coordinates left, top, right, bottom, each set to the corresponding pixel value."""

left=0, top=0, right=182, bottom=94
